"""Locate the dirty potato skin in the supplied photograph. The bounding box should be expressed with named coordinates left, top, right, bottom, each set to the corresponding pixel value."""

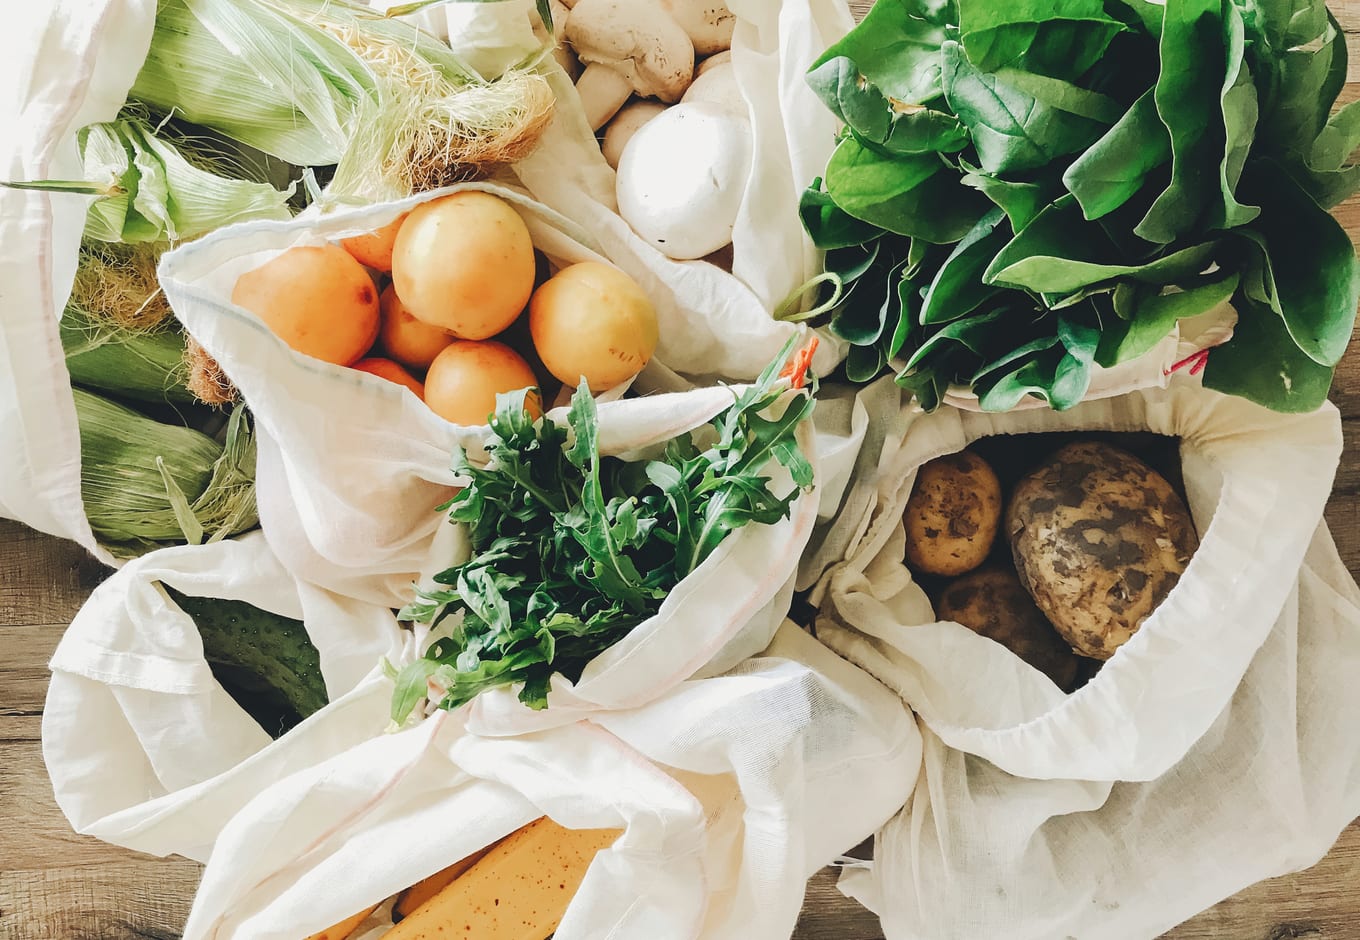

left=1007, top=441, right=1199, bottom=660
left=937, top=566, right=1083, bottom=692
left=903, top=451, right=1003, bottom=577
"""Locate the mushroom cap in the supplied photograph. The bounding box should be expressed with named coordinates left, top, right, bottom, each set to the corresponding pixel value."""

left=602, top=99, right=669, bottom=169
left=615, top=101, right=753, bottom=260
left=695, top=49, right=731, bottom=77
left=681, top=61, right=742, bottom=116
left=659, top=0, right=736, bottom=56
left=565, top=0, right=695, bottom=102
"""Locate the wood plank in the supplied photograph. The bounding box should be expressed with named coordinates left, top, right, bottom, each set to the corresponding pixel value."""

left=0, top=864, right=199, bottom=940
left=794, top=868, right=883, bottom=940
left=0, top=520, right=108, bottom=628
left=1, top=624, right=65, bottom=713
left=0, top=740, right=166, bottom=873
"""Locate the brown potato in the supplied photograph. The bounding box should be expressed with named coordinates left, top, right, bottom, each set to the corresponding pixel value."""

left=1007, top=441, right=1199, bottom=660
left=936, top=566, right=1083, bottom=692
left=903, top=451, right=1003, bottom=577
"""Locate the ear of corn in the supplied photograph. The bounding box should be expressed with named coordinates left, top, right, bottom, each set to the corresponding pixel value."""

left=128, top=0, right=554, bottom=200
left=130, top=0, right=371, bottom=168
left=74, top=389, right=258, bottom=556
left=60, top=305, right=195, bottom=404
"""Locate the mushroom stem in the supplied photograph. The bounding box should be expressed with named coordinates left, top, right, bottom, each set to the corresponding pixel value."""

left=576, top=64, right=635, bottom=130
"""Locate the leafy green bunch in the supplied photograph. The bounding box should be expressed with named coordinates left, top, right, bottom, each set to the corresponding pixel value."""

left=390, top=349, right=816, bottom=721
left=801, top=0, right=1360, bottom=412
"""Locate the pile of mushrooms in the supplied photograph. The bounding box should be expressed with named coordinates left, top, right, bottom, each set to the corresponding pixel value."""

left=545, top=0, right=751, bottom=263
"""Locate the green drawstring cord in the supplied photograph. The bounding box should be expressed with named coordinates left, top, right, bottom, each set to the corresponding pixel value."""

left=772, top=271, right=845, bottom=323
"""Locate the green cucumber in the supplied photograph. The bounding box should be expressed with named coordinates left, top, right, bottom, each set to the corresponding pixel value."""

left=166, top=587, right=328, bottom=736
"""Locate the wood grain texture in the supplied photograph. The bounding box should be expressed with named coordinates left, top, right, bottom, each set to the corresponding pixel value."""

left=3, top=4, right=1360, bottom=940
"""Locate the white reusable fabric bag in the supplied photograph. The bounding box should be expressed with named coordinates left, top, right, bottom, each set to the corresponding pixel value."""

left=178, top=622, right=921, bottom=940
left=504, top=0, right=855, bottom=383
left=42, top=386, right=823, bottom=861
left=0, top=0, right=158, bottom=564
left=42, top=533, right=402, bottom=863
left=806, top=382, right=1360, bottom=938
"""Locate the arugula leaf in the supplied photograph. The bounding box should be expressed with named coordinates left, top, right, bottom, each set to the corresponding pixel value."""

left=391, top=345, right=817, bottom=720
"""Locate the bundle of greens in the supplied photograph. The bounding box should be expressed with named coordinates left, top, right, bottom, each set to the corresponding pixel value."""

left=800, top=0, right=1360, bottom=412
left=390, top=346, right=816, bottom=719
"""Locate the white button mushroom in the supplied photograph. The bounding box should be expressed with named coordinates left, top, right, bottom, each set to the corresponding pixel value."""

left=680, top=60, right=742, bottom=116
left=565, top=0, right=695, bottom=130
left=658, top=0, right=736, bottom=56
left=695, top=49, right=731, bottom=77
left=601, top=99, right=669, bottom=169
left=615, top=101, right=752, bottom=260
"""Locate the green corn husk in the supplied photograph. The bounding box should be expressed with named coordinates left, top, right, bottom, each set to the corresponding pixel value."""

left=58, top=240, right=202, bottom=404
left=74, top=389, right=258, bottom=556
left=129, top=0, right=555, bottom=200
left=61, top=305, right=195, bottom=404
left=79, top=116, right=295, bottom=244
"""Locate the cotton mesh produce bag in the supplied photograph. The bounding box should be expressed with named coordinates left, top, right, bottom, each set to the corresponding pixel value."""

left=806, top=380, right=1360, bottom=938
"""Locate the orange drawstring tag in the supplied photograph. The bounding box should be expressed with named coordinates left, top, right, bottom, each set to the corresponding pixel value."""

left=779, top=336, right=820, bottom=390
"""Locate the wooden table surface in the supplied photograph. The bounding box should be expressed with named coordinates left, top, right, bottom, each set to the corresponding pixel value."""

left=5, top=2, right=1360, bottom=938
